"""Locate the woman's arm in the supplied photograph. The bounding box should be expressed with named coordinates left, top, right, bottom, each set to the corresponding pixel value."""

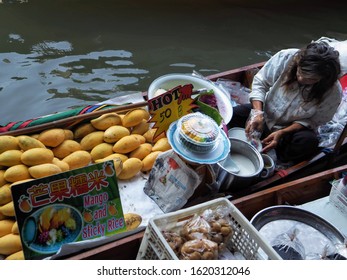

left=261, top=122, right=305, bottom=153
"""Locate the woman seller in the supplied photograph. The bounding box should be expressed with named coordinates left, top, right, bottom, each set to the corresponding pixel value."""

left=229, top=41, right=342, bottom=164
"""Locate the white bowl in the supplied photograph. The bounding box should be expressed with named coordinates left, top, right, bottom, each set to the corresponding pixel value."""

left=228, top=127, right=248, bottom=141
left=147, top=73, right=233, bottom=124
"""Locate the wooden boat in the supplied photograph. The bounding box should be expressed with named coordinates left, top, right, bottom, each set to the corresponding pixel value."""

left=2, top=60, right=346, bottom=196
left=1, top=61, right=347, bottom=259
left=64, top=164, right=347, bottom=260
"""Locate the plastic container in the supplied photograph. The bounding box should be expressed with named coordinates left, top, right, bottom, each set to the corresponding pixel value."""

left=330, top=180, right=347, bottom=216
left=136, top=198, right=281, bottom=260
left=147, top=73, right=233, bottom=124
left=177, top=112, right=220, bottom=153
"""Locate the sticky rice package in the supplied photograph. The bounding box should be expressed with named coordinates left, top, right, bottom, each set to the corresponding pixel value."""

left=144, top=150, right=203, bottom=213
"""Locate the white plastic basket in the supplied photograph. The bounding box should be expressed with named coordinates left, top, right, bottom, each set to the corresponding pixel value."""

left=136, top=198, right=281, bottom=260
left=330, top=180, right=347, bottom=216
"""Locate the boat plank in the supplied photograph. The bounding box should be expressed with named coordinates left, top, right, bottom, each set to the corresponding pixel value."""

left=231, top=164, right=347, bottom=219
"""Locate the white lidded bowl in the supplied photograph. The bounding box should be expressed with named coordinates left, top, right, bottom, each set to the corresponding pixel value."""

left=177, top=112, right=220, bottom=153
left=147, top=73, right=233, bottom=124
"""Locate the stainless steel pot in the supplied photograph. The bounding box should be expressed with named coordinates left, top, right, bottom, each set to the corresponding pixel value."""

left=213, top=138, right=264, bottom=191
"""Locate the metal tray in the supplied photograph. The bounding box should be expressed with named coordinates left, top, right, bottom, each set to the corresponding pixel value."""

left=251, top=205, right=345, bottom=246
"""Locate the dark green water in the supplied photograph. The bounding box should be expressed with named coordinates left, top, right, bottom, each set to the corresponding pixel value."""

left=1, top=0, right=346, bottom=124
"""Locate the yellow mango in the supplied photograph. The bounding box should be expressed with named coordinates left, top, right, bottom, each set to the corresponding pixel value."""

left=113, top=135, right=141, bottom=154
left=152, top=137, right=171, bottom=152
left=30, top=133, right=40, bottom=139
left=63, top=129, right=74, bottom=140
left=117, top=158, right=143, bottom=180
left=143, top=128, right=165, bottom=143
left=0, top=136, right=19, bottom=153
left=73, top=122, right=97, bottom=140
left=11, top=221, right=19, bottom=234
left=38, top=128, right=66, bottom=147
left=103, top=125, right=130, bottom=143
left=131, top=119, right=150, bottom=135
left=0, top=201, right=15, bottom=217
left=102, top=157, right=123, bottom=177
left=90, top=143, right=114, bottom=162
left=80, top=131, right=105, bottom=151
left=113, top=158, right=123, bottom=177
left=141, top=151, right=162, bottom=172
left=0, top=233, right=22, bottom=255
left=28, top=163, right=62, bottom=179
left=0, top=150, right=23, bottom=167
left=129, top=143, right=153, bottom=160
left=62, top=151, right=91, bottom=170
left=95, top=153, right=128, bottom=164
left=124, top=213, right=142, bottom=231
left=4, top=164, right=31, bottom=183
left=90, top=113, right=121, bottom=130
left=52, top=157, right=70, bottom=172
left=21, top=147, right=54, bottom=166
left=17, top=135, right=46, bottom=150
left=52, top=139, right=81, bottom=159
left=0, top=184, right=12, bottom=205
left=131, top=134, right=146, bottom=144
left=0, top=219, right=15, bottom=237
left=10, top=178, right=34, bottom=188
left=122, top=109, right=149, bottom=127
left=0, top=170, right=6, bottom=187
left=5, top=250, right=24, bottom=260
left=0, top=212, right=6, bottom=221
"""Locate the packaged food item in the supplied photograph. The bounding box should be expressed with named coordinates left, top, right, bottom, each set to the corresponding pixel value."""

left=162, top=231, right=185, bottom=256
left=180, top=239, right=218, bottom=260
left=177, top=112, right=220, bottom=153
left=271, top=226, right=305, bottom=260
left=202, top=205, right=234, bottom=250
left=144, top=150, right=203, bottom=213
left=181, top=214, right=211, bottom=240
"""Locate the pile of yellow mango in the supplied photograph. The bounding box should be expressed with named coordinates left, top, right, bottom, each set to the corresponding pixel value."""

left=0, top=108, right=171, bottom=260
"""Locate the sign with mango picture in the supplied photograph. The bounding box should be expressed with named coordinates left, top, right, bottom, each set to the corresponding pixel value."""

left=11, top=160, right=126, bottom=260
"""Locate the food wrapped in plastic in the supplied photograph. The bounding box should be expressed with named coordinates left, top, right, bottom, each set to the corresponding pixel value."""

left=202, top=206, right=234, bottom=250
left=180, top=239, right=219, bottom=260
left=162, top=230, right=186, bottom=256
left=271, top=226, right=305, bottom=260
left=177, top=112, right=220, bottom=153
left=306, top=244, right=337, bottom=260
left=245, top=109, right=263, bottom=151
left=334, top=239, right=347, bottom=260
left=180, top=214, right=211, bottom=240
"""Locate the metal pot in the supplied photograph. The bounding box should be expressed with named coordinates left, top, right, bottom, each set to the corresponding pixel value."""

left=213, top=138, right=264, bottom=191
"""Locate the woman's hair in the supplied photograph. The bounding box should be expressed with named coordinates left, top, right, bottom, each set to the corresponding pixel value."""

left=282, top=41, right=341, bottom=102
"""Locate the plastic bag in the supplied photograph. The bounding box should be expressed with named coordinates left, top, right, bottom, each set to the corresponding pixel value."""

left=180, top=239, right=219, bottom=260
left=181, top=214, right=211, bottom=240
left=306, top=243, right=337, bottom=260
left=271, top=226, right=305, bottom=260
left=334, top=238, right=347, bottom=259
left=144, top=150, right=203, bottom=213
left=245, top=109, right=263, bottom=151
left=202, top=206, right=234, bottom=250
left=318, top=89, right=347, bottom=147
left=215, top=78, right=251, bottom=106
left=162, top=230, right=186, bottom=256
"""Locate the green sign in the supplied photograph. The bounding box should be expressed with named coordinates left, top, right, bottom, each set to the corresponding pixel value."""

left=11, top=161, right=126, bottom=260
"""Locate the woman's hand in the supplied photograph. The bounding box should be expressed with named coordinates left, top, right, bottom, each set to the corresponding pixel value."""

left=261, top=130, right=284, bottom=153
left=245, top=109, right=264, bottom=136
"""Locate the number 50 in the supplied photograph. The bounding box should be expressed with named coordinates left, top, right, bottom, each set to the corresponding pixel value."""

left=160, top=108, right=172, bottom=122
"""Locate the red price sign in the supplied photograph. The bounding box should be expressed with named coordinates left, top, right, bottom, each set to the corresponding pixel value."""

left=147, top=84, right=197, bottom=140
